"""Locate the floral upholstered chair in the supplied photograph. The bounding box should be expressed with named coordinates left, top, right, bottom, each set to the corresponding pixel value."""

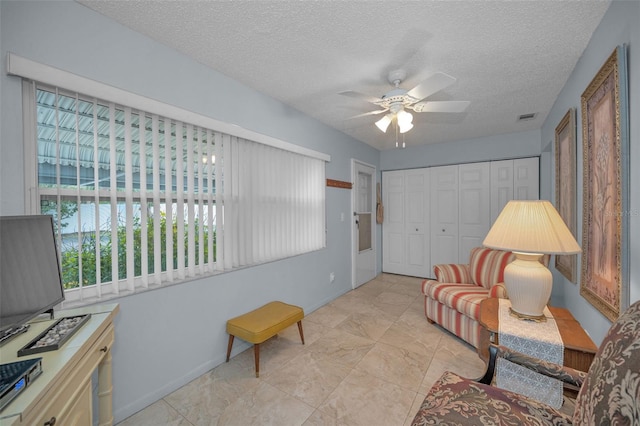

left=411, top=300, right=640, bottom=426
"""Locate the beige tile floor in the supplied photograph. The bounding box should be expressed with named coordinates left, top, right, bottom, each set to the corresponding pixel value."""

left=117, top=274, right=566, bottom=426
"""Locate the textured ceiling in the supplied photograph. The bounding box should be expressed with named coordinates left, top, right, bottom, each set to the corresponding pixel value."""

left=76, top=0, right=610, bottom=151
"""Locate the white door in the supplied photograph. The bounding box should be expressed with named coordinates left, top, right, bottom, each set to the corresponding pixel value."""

left=430, top=165, right=459, bottom=268
left=490, top=157, right=540, bottom=224
left=352, top=160, right=376, bottom=288
left=458, top=163, right=491, bottom=261
left=490, top=160, right=514, bottom=224
left=514, top=157, right=540, bottom=200
left=382, top=169, right=430, bottom=278
left=382, top=171, right=406, bottom=275
left=404, top=169, right=430, bottom=277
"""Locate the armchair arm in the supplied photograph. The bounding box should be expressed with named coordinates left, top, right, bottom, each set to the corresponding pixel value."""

left=478, top=344, right=587, bottom=389
left=433, top=263, right=473, bottom=284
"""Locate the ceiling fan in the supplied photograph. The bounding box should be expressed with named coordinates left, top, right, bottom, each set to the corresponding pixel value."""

left=340, top=69, right=470, bottom=134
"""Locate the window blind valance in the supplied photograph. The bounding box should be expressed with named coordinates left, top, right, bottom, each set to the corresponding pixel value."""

left=7, top=53, right=330, bottom=163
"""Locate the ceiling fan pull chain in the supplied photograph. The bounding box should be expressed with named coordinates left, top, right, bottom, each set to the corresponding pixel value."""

left=395, top=120, right=399, bottom=148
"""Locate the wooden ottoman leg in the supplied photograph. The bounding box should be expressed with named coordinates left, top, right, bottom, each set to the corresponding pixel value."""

left=297, top=320, right=305, bottom=344
left=226, top=335, right=235, bottom=362
left=254, top=343, right=260, bottom=378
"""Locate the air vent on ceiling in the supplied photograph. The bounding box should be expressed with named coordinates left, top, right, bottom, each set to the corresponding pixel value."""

left=518, top=113, right=537, bottom=121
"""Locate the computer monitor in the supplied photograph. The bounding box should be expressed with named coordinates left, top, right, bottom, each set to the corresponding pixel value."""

left=0, top=215, right=65, bottom=336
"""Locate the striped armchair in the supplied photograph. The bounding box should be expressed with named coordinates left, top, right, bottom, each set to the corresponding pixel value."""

left=421, top=247, right=516, bottom=348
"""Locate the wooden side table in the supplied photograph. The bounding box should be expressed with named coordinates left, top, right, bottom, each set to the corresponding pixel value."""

left=478, top=298, right=597, bottom=372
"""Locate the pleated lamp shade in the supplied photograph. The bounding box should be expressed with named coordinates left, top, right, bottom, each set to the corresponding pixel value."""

left=483, top=200, right=580, bottom=255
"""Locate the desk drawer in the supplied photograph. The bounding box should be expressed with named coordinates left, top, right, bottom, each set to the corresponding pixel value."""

left=20, top=325, right=114, bottom=425
left=33, top=381, right=92, bottom=426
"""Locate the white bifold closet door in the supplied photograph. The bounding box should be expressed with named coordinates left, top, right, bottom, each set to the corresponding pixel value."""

left=430, top=162, right=490, bottom=273
left=490, top=157, right=540, bottom=224
left=430, top=165, right=458, bottom=271
left=382, top=169, right=430, bottom=277
left=458, top=162, right=491, bottom=263
left=382, top=157, right=539, bottom=278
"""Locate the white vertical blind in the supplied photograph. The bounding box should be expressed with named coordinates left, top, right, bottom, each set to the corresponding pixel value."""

left=26, top=84, right=327, bottom=303
left=221, top=134, right=233, bottom=271
left=196, top=128, right=205, bottom=275
left=186, top=124, right=196, bottom=277
left=163, top=118, right=174, bottom=283
left=108, top=103, right=119, bottom=292
left=211, top=130, right=220, bottom=272
left=175, top=122, right=185, bottom=279
left=73, top=93, right=83, bottom=297
left=220, top=137, right=326, bottom=270
left=92, top=99, right=103, bottom=298
left=124, top=107, right=135, bottom=291
left=139, top=113, right=149, bottom=289
left=151, top=115, right=162, bottom=286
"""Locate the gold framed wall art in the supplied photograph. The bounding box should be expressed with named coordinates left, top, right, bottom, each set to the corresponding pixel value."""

left=580, top=45, right=630, bottom=321
left=555, top=108, right=577, bottom=283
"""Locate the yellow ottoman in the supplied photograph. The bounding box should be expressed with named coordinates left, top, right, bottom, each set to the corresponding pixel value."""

left=226, top=301, right=305, bottom=377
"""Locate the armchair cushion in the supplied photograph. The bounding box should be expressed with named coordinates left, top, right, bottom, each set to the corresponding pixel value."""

left=422, top=282, right=487, bottom=320
left=468, top=247, right=515, bottom=289
left=411, top=371, right=572, bottom=426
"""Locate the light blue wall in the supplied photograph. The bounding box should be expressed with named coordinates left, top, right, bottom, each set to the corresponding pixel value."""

left=0, top=1, right=379, bottom=422
left=542, top=0, right=640, bottom=345
left=380, top=129, right=542, bottom=171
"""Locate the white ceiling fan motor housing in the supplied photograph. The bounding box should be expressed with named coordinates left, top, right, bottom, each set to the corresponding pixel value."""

left=387, top=69, right=407, bottom=86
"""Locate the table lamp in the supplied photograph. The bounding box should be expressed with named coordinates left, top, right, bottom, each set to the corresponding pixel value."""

left=483, top=200, right=581, bottom=321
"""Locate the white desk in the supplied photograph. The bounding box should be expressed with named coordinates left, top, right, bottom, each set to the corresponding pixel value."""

left=0, top=304, right=119, bottom=426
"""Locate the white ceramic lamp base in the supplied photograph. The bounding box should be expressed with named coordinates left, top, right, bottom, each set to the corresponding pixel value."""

left=504, top=252, right=552, bottom=321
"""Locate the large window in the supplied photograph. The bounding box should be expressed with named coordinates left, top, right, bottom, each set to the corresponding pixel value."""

left=24, top=81, right=326, bottom=304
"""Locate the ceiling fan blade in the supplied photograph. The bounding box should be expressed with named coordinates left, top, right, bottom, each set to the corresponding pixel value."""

left=412, top=100, right=471, bottom=113
left=406, top=72, right=457, bottom=101
left=347, top=109, right=388, bottom=119
left=339, top=90, right=382, bottom=105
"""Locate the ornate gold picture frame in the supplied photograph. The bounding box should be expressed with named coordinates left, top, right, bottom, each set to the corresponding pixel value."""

left=580, top=46, right=630, bottom=321
left=555, top=108, right=577, bottom=283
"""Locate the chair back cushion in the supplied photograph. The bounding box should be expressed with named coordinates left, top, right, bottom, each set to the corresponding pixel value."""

left=469, top=247, right=515, bottom=289
left=573, top=300, right=640, bottom=424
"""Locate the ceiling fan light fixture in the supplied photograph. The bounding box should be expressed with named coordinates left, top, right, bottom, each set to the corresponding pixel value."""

left=396, top=110, right=413, bottom=133
left=399, top=121, right=413, bottom=134
left=397, top=110, right=413, bottom=125
left=375, top=114, right=392, bottom=133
